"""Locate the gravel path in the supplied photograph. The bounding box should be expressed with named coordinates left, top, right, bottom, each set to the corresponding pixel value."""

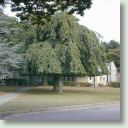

left=0, top=87, right=31, bottom=106
left=0, top=93, right=18, bottom=106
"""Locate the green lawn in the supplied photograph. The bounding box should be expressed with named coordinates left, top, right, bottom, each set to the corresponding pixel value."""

left=0, top=86, right=17, bottom=95
left=0, top=86, right=120, bottom=116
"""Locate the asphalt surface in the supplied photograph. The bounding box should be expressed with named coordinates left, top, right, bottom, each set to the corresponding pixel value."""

left=2, top=103, right=120, bottom=121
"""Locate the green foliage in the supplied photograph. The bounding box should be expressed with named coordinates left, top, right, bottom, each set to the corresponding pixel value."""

left=107, top=40, right=120, bottom=49
left=11, top=23, right=39, bottom=51
left=0, top=14, right=23, bottom=75
left=103, top=40, right=120, bottom=71
left=108, top=82, right=120, bottom=88
left=0, top=13, right=108, bottom=85
left=3, top=78, right=28, bottom=86
left=106, top=48, right=120, bottom=71
left=77, top=25, right=108, bottom=76
left=78, top=82, right=93, bottom=87
left=26, top=41, right=62, bottom=75
left=0, top=42, right=22, bottom=69
left=0, top=13, right=17, bottom=43
left=3, top=0, right=92, bottom=23
left=59, top=42, right=86, bottom=76
left=25, top=13, right=108, bottom=77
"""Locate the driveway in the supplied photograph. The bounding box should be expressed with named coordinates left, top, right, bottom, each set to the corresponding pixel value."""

left=2, top=103, right=120, bottom=121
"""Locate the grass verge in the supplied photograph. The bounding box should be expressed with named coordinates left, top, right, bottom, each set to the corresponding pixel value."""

left=0, top=86, right=120, bottom=117
left=0, top=86, right=18, bottom=95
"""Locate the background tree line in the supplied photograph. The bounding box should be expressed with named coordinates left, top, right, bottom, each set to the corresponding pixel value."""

left=103, top=40, right=120, bottom=71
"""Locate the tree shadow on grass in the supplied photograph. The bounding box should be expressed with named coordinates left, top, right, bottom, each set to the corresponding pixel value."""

left=0, top=86, right=17, bottom=93
left=21, top=86, right=105, bottom=96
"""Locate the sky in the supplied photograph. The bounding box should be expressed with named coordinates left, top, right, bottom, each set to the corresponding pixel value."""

left=4, top=0, right=120, bottom=42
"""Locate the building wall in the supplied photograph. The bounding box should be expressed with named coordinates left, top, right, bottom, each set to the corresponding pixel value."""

left=75, top=76, right=88, bottom=83
left=87, top=77, right=94, bottom=85
left=117, top=72, right=120, bottom=82
left=94, top=75, right=107, bottom=87
left=1, top=61, right=118, bottom=86
left=75, top=75, right=108, bottom=87
left=107, top=61, right=118, bottom=82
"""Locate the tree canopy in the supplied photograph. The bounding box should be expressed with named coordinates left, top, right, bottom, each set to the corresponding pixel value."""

left=1, top=0, right=92, bottom=23
left=25, top=13, right=108, bottom=78
left=0, top=13, right=23, bottom=75
left=103, top=40, right=120, bottom=52
left=102, top=40, right=120, bottom=71
left=0, top=12, right=109, bottom=92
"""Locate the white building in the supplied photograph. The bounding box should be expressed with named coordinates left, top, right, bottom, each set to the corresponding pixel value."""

left=107, top=61, right=117, bottom=82
left=75, top=61, right=118, bottom=86
left=0, top=61, right=118, bottom=86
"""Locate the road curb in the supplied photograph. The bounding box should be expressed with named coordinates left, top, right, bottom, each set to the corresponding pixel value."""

left=0, top=101, right=120, bottom=119
left=35, top=102, right=120, bottom=112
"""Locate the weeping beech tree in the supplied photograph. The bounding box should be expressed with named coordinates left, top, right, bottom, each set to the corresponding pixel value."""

left=76, top=25, right=108, bottom=86
left=25, top=13, right=108, bottom=93
left=26, top=41, right=62, bottom=92
left=77, top=25, right=108, bottom=76
left=48, top=13, right=108, bottom=76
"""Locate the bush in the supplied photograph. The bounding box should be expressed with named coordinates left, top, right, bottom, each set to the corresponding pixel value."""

left=2, top=78, right=28, bottom=86
left=64, top=81, right=76, bottom=86
left=108, top=82, right=120, bottom=88
left=79, top=82, right=93, bottom=87
left=65, top=81, right=93, bottom=87
left=98, top=83, right=105, bottom=87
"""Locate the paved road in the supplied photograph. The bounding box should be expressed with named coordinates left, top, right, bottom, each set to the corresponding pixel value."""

left=2, top=104, right=120, bottom=121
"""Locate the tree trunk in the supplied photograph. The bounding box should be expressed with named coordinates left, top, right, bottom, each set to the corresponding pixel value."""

left=42, top=76, right=43, bottom=84
left=72, top=76, right=77, bottom=82
left=43, top=76, right=48, bottom=86
left=53, top=84, right=58, bottom=92
left=52, top=75, right=58, bottom=92
left=107, top=75, right=109, bottom=85
left=29, top=74, right=32, bottom=86
left=94, top=76, right=95, bottom=87
left=58, top=76, right=64, bottom=93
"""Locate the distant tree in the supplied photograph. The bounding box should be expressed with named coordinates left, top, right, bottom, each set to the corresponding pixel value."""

left=1, top=0, right=92, bottom=24
left=0, top=14, right=23, bottom=78
left=0, top=42, right=23, bottom=76
left=103, top=40, right=120, bottom=52
left=106, top=48, right=120, bottom=71
left=108, top=40, right=120, bottom=49
left=102, top=40, right=120, bottom=72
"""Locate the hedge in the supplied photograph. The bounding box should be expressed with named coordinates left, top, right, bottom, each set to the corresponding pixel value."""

left=108, top=82, right=120, bottom=88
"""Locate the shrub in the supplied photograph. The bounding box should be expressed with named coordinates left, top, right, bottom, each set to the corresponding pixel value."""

left=64, top=81, right=93, bottom=87
left=3, top=78, right=28, bottom=86
left=108, top=82, right=120, bottom=88
left=64, top=81, right=76, bottom=86
left=78, top=82, right=93, bottom=87
left=98, top=83, right=105, bottom=87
